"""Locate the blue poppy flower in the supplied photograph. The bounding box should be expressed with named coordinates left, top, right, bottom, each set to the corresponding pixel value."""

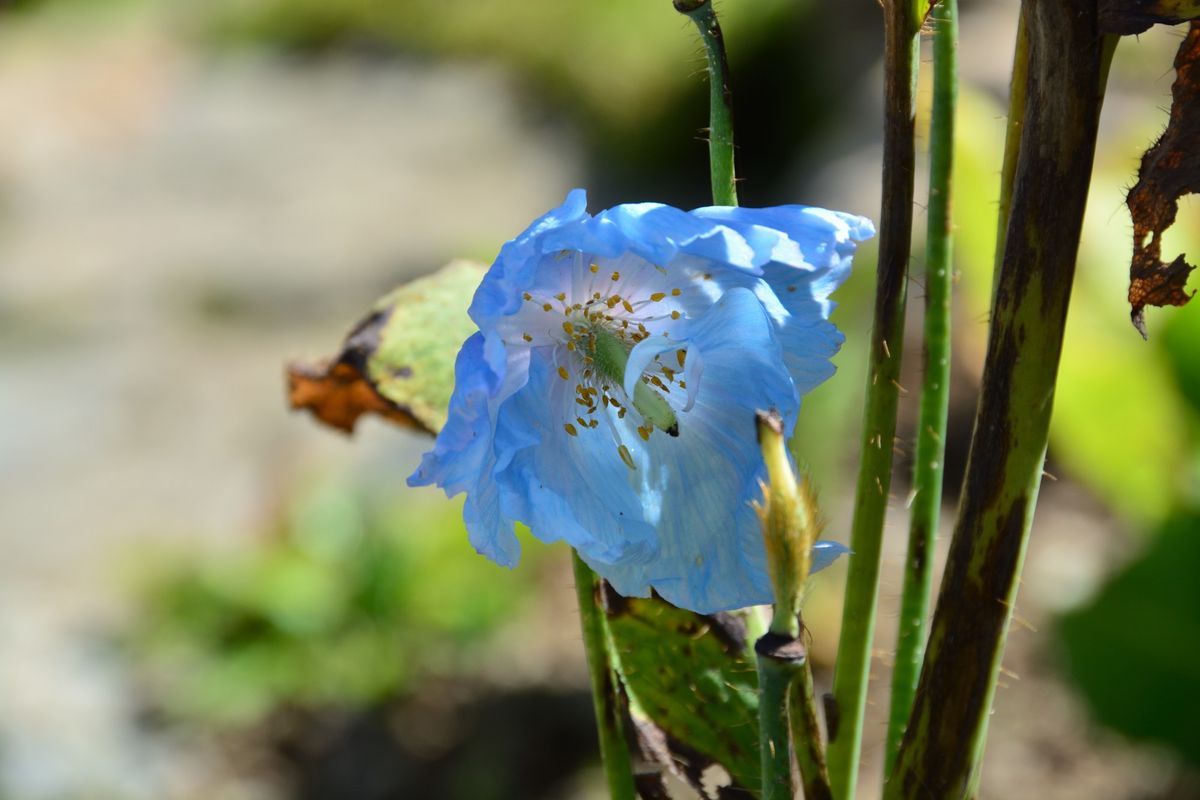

left=409, top=190, right=873, bottom=613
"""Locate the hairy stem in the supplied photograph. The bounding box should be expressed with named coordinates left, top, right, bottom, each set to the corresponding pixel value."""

left=756, top=648, right=796, bottom=800
left=790, top=656, right=834, bottom=800
left=676, top=0, right=738, bottom=206
left=572, top=552, right=636, bottom=800
left=826, top=0, right=919, bottom=794
left=884, top=0, right=958, bottom=774
left=885, top=1, right=1112, bottom=796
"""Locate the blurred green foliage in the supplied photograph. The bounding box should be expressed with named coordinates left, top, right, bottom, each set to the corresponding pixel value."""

left=1058, top=511, right=1200, bottom=768
left=951, top=87, right=1197, bottom=524
left=186, top=0, right=793, bottom=133
left=129, top=480, right=541, bottom=725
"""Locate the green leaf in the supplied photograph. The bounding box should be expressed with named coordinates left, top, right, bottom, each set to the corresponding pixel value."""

left=367, top=259, right=486, bottom=432
left=288, top=259, right=485, bottom=435
left=605, top=593, right=761, bottom=795
left=1058, top=511, right=1200, bottom=768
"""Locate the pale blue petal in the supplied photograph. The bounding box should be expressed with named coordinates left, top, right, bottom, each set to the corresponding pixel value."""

left=407, top=333, right=494, bottom=495
left=599, top=288, right=797, bottom=612
left=468, top=189, right=590, bottom=330
left=493, top=355, right=658, bottom=565
left=463, top=465, right=521, bottom=568
left=810, top=540, right=851, bottom=574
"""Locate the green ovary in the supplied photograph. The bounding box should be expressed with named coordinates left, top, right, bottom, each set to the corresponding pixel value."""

left=589, top=325, right=679, bottom=436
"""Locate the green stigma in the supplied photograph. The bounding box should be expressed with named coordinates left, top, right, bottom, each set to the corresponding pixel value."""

left=589, top=325, right=679, bottom=436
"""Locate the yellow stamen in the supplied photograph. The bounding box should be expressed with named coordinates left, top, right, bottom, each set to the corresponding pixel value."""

left=618, top=445, right=636, bottom=470
left=557, top=366, right=569, bottom=381
left=564, top=423, right=578, bottom=436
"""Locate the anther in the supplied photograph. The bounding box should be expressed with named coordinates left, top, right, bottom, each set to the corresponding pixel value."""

left=618, top=444, right=636, bottom=470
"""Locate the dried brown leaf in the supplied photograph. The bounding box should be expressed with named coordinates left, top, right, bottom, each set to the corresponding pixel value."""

left=1128, top=20, right=1200, bottom=338
left=287, top=309, right=430, bottom=435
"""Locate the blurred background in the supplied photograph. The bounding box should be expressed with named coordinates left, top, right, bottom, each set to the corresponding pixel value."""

left=2, top=0, right=1199, bottom=797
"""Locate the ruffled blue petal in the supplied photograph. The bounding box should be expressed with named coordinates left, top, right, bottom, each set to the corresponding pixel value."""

left=468, top=189, right=590, bottom=331
left=493, top=354, right=658, bottom=565
left=810, top=540, right=851, bottom=574
left=407, top=333, right=495, bottom=495
left=596, top=288, right=798, bottom=612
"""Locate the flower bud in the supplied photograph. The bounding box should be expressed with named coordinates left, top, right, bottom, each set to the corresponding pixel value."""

left=755, top=410, right=823, bottom=636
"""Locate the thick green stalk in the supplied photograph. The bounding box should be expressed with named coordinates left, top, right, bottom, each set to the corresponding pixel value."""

left=790, top=657, right=834, bottom=800
left=675, top=0, right=738, bottom=206
left=826, top=0, right=919, bottom=795
left=964, top=32, right=1117, bottom=799
left=991, top=7, right=1029, bottom=290
left=884, top=1, right=1110, bottom=796
left=572, top=552, right=636, bottom=800
left=756, top=648, right=797, bottom=800
left=883, top=0, right=957, bottom=774
left=756, top=630, right=835, bottom=800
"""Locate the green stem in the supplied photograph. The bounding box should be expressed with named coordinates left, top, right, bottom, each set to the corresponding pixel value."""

left=572, top=551, right=636, bottom=800
left=790, top=656, right=834, bottom=800
left=826, top=0, right=919, bottom=795
left=964, top=32, right=1117, bottom=800
left=884, top=2, right=1113, bottom=796
left=675, top=0, right=738, bottom=206
left=756, top=646, right=796, bottom=800
left=884, top=0, right=957, bottom=774
left=990, top=7, right=1028, bottom=292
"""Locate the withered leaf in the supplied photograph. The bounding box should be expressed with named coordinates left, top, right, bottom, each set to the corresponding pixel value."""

left=1100, top=0, right=1200, bottom=34
left=287, top=259, right=486, bottom=435
left=1127, top=20, right=1200, bottom=338
left=603, top=585, right=760, bottom=797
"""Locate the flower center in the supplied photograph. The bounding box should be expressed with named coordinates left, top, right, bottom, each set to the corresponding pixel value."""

left=587, top=324, right=678, bottom=437
left=510, top=256, right=694, bottom=460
